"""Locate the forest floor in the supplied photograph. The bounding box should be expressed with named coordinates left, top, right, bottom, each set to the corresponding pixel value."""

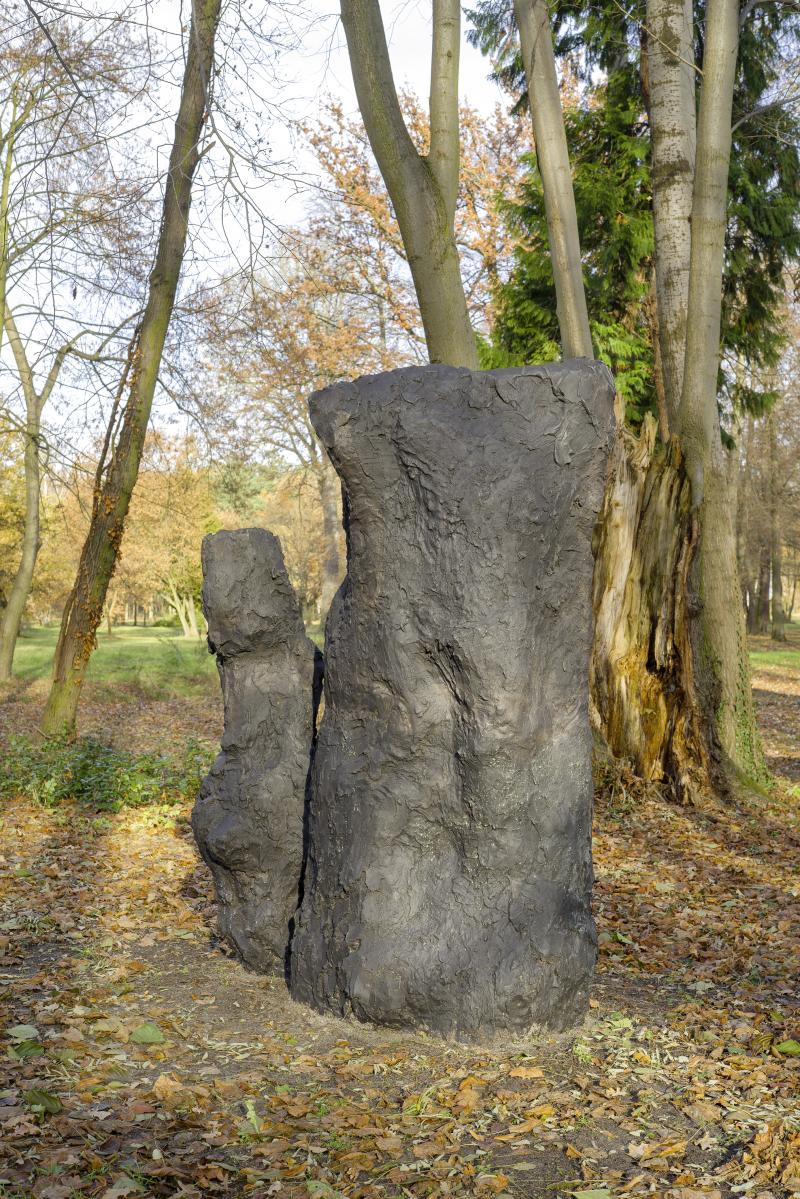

left=0, top=629, right=798, bottom=1199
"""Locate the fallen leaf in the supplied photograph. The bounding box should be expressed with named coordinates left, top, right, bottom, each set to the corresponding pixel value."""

left=509, top=1065, right=544, bottom=1079
left=100, top=1176, right=144, bottom=1199
left=24, top=1088, right=62, bottom=1114
left=130, top=1021, right=165, bottom=1045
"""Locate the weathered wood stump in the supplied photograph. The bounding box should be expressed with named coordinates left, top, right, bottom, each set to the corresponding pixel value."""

left=192, top=528, right=319, bottom=974
left=290, top=362, right=615, bottom=1037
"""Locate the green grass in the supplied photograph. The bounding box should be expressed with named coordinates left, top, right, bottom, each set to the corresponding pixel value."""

left=748, top=645, right=800, bottom=670
left=9, top=625, right=217, bottom=697
left=748, top=621, right=800, bottom=671
left=9, top=618, right=797, bottom=697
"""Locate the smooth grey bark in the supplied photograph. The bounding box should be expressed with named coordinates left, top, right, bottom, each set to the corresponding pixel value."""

left=514, top=0, right=593, bottom=359
left=646, top=0, right=696, bottom=428
left=755, top=545, right=770, bottom=633
left=768, top=412, right=786, bottom=641
left=0, top=409, right=40, bottom=679
left=339, top=0, right=477, bottom=368
left=429, top=0, right=461, bottom=220
left=0, top=306, right=69, bottom=680
left=679, top=0, right=737, bottom=478
left=291, top=360, right=615, bottom=1037
left=678, top=0, right=762, bottom=775
left=192, top=529, right=319, bottom=974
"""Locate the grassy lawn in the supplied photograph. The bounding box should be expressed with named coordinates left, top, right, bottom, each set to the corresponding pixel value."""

left=13, top=617, right=799, bottom=684
left=10, top=624, right=217, bottom=697
left=748, top=637, right=800, bottom=670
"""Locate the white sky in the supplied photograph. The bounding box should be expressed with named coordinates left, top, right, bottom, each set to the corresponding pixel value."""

left=0, top=0, right=508, bottom=462
left=253, top=0, right=506, bottom=224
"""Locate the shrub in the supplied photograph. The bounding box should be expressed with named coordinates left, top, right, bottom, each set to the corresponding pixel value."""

left=0, top=735, right=215, bottom=811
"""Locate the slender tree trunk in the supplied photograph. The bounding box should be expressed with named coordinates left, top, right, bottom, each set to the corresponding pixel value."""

left=754, top=545, right=770, bottom=633
left=771, top=545, right=786, bottom=641
left=647, top=272, right=671, bottom=441
left=646, top=0, right=696, bottom=427
left=0, top=411, right=40, bottom=679
left=768, top=413, right=786, bottom=641
left=166, top=584, right=192, bottom=637
left=677, top=0, right=764, bottom=780
left=0, top=304, right=68, bottom=679
left=104, top=588, right=119, bottom=636
left=186, top=595, right=200, bottom=639
left=738, top=414, right=755, bottom=623
left=513, top=0, right=592, bottom=358
left=317, top=461, right=343, bottom=619
left=339, top=0, right=477, bottom=367
left=40, top=0, right=221, bottom=736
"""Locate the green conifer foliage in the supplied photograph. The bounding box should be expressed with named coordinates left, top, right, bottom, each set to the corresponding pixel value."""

left=469, top=0, right=800, bottom=426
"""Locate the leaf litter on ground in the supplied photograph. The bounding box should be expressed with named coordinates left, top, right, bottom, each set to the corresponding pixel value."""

left=0, top=652, right=799, bottom=1198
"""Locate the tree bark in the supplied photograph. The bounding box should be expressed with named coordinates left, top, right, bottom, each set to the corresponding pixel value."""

left=40, top=0, right=222, bottom=736
left=754, top=542, right=771, bottom=633
left=0, top=301, right=68, bottom=680
left=599, top=0, right=765, bottom=789
left=646, top=0, right=696, bottom=427
left=165, top=582, right=192, bottom=637
left=186, top=594, right=200, bottom=639
left=513, top=0, right=593, bottom=359
left=104, top=589, right=119, bottom=637
left=677, top=0, right=764, bottom=779
left=339, top=0, right=477, bottom=367
left=591, top=412, right=715, bottom=795
left=768, top=412, right=786, bottom=641
left=0, top=409, right=40, bottom=680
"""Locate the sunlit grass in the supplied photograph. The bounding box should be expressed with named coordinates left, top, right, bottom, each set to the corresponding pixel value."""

left=749, top=621, right=800, bottom=671
left=10, top=625, right=217, bottom=697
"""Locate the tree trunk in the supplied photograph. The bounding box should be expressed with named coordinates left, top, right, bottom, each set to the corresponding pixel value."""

left=317, top=461, right=343, bottom=620
left=339, top=0, right=477, bottom=367
left=0, top=412, right=40, bottom=680
left=771, top=544, right=786, bottom=641
left=186, top=595, right=200, bottom=639
left=676, top=0, right=763, bottom=781
left=768, top=413, right=786, bottom=641
left=104, top=589, right=119, bottom=636
left=513, top=0, right=593, bottom=358
left=164, top=583, right=192, bottom=637
left=646, top=0, right=696, bottom=427
left=754, top=543, right=770, bottom=634
left=40, top=0, right=221, bottom=736
left=591, top=411, right=716, bottom=795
